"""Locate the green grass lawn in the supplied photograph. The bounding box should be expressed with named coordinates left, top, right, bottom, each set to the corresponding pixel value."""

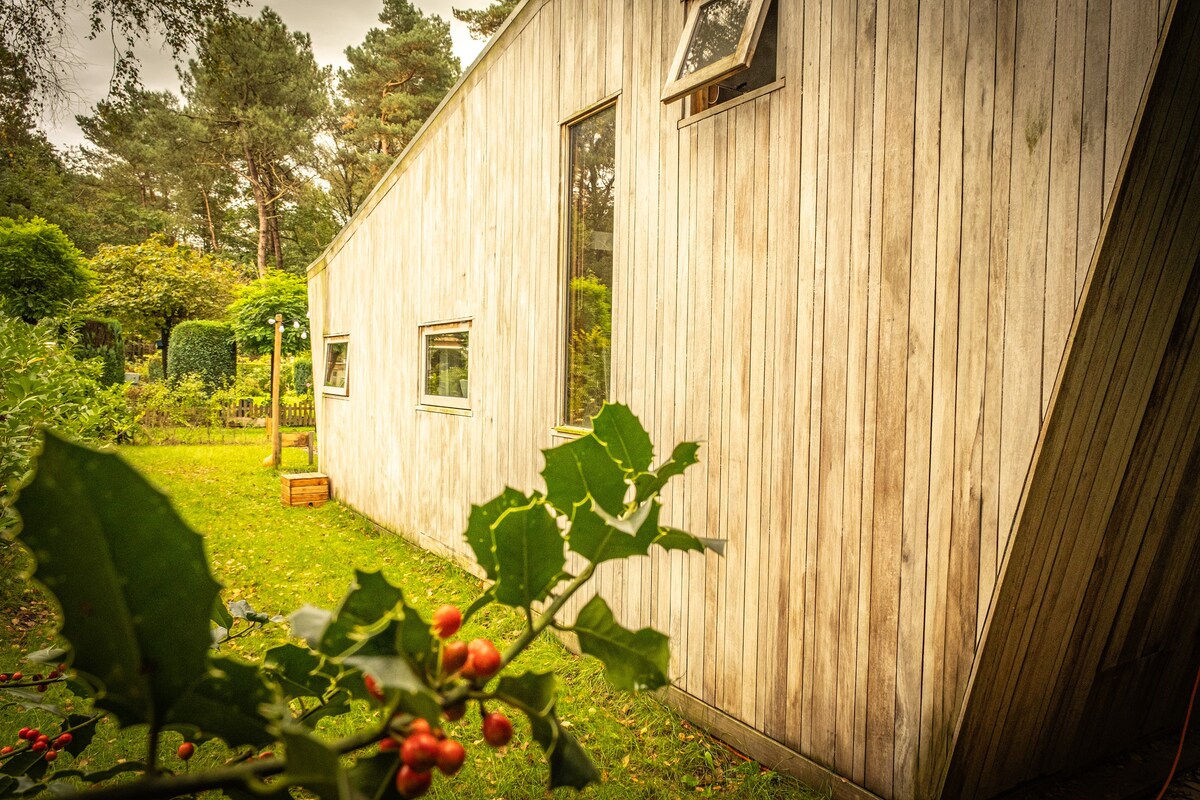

left=1, top=442, right=824, bottom=799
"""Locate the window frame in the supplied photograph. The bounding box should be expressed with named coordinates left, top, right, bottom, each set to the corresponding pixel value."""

left=661, top=0, right=773, bottom=105
left=322, top=334, right=350, bottom=397
left=559, top=96, right=619, bottom=431
left=418, top=318, right=472, bottom=411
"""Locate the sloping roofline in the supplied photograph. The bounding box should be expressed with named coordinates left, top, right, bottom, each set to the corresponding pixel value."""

left=306, top=0, right=540, bottom=279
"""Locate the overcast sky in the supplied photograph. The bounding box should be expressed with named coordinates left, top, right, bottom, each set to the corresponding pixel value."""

left=39, top=0, right=490, bottom=149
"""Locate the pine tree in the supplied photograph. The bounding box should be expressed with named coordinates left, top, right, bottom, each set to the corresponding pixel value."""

left=452, top=0, right=518, bottom=41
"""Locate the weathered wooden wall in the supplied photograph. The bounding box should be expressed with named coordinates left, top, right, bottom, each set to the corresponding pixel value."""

left=307, top=1, right=1168, bottom=797
left=943, top=3, right=1200, bottom=795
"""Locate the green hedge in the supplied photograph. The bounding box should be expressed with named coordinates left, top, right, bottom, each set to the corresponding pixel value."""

left=74, top=317, right=125, bottom=387
left=293, top=358, right=313, bottom=395
left=167, top=321, right=236, bottom=390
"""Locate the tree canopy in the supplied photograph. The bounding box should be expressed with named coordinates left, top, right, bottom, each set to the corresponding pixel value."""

left=336, top=0, right=460, bottom=203
left=227, top=270, right=309, bottom=357
left=183, top=9, right=331, bottom=276
left=0, top=0, right=241, bottom=110
left=453, top=0, right=518, bottom=41
left=0, top=216, right=91, bottom=322
left=88, top=235, right=242, bottom=372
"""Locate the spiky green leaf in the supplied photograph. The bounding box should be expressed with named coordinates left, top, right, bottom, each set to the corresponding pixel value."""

left=592, top=403, right=653, bottom=473
left=573, top=595, right=669, bottom=691
left=498, top=670, right=599, bottom=790
left=492, top=502, right=565, bottom=609
left=541, top=435, right=627, bottom=518
left=14, top=432, right=221, bottom=726
left=463, top=487, right=530, bottom=580
left=634, top=441, right=701, bottom=502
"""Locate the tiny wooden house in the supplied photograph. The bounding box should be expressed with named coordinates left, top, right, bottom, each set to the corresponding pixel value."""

left=307, top=1, right=1200, bottom=797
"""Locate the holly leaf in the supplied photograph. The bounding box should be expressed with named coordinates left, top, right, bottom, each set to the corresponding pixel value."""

left=289, top=605, right=333, bottom=647
left=320, top=570, right=404, bottom=656
left=463, top=487, right=531, bottom=580
left=211, top=598, right=233, bottom=629
left=498, top=671, right=599, bottom=790
left=633, top=441, right=701, bottom=503
left=652, top=528, right=707, bottom=554
left=492, top=502, right=565, bottom=609
left=348, top=751, right=401, bottom=800
left=592, top=403, right=653, bottom=473
left=541, top=435, right=628, bottom=518
left=165, top=656, right=277, bottom=747
left=14, top=432, right=221, bottom=727
left=343, top=654, right=442, bottom=724
left=573, top=595, right=670, bottom=691
left=263, top=645, right=331, bottom=700
left=568, top=503, right=656, bottom=565
left=279, top=729, right=350, bottom=800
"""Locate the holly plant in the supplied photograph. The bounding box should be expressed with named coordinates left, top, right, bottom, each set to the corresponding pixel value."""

left=0, top=403, right=717, bottom=799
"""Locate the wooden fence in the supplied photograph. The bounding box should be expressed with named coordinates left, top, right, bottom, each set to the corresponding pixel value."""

left=224, top=400, right=316, bottom=428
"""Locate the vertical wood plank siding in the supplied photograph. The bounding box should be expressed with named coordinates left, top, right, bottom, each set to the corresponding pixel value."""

left=307, top=0, right=1165, bottom=796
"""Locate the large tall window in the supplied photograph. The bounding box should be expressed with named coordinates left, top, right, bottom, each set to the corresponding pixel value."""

left=563, top=103, right=617, bottom=429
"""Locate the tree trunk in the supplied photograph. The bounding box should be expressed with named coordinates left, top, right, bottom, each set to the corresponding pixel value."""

left=160, top=325, right=170, bottom=379
left=202, top=190, right=220, bottom=252
left=245, top=146, right=269, bottom=277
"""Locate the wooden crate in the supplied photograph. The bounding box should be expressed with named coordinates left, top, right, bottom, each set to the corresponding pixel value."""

left=281, top=472, right=329, bottom=507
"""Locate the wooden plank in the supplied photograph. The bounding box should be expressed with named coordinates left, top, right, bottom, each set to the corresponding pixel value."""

left=1044, top=0, right=1086, bottom=406
left=865, top=0, right=917, bottom=792
left=945, top=0, right=995, bottom=763
left=1076, top=0, right=1110, bottom=338
left=978, top=0, right=1017, bottom=633
left=1105, top=0, right=1158, bottom=204
left=785, top=0, right=822, bottom=758
left=853, top=0, right=886, bottom=782
left=829, top=0, right=860, bottom=777
left=919, top=0, right=968, bottom=791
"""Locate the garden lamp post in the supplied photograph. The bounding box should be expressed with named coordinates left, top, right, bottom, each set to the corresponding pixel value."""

left=264, top=314, right=309, bottom=468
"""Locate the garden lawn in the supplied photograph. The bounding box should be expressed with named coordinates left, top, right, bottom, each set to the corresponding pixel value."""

left=2, top=442, right=825, bottom=799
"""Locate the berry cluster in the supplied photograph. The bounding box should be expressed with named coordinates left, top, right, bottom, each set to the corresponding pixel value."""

left=0, top=663, right=68, bottom=693
left=1, top=727, right=73, bottom=762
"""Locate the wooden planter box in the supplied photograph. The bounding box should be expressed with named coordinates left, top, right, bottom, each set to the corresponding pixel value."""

left=281, top=472, right=329, bottom=507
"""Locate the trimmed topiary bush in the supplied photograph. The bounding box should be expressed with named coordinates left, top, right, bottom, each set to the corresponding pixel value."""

left=167, top=320, right=236, bottom=390
left=74, top=317, right=125, bottom=387
left=293, top=357, right=313, bottom=395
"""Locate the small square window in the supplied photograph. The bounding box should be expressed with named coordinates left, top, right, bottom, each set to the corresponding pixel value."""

left=323, top=336, right=349, bottom=397
left=661, top=0, right=776, bottom=106
left=420, top=320, right=470, bottom=409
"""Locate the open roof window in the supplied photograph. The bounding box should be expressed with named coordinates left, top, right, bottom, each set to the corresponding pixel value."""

left=661, top=0, right=776, bottom=106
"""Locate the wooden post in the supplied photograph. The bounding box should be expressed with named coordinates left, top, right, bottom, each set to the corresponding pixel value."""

left=270, top=313, right=283, bottom=467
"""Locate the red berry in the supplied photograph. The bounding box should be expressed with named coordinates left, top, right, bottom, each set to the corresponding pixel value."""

left=11, top=672, right=21, bottom=681
left=363, top=674, right=384, bottom=702
left=431, top=605, right=462, bottom=639
left=31, top=741, right=47, bottom=753
left=177, top=742, right=195, bottom=761
left=1, top=746, right=13, bottom=754
left=26, top=729, right=39, bottom=741
left=481, top=712, right=513, bottom=747
left=467, top=640, right=501, bottom=679
left=436, top=739, right=465, bottom=775
left=394, top=765, right=432, bottom=798
left=31, top=674, right=41, bottom=681
left=378, top=737, right=400, bottom=752
left=47, top=670, right=59, bottom=680
left=407, top=718, right=433, bottom=737
left=43, top=749, right=56, bottom=762
left=443, top=701, right=466, bottom=722
left=57, top=664, right=67, bottom=673
left=36, top=685, right=47, bottom=693
left=17, top=728, right=29, bottom=740
left=441, top=641, right=468, bottom=675
left=0, top=674, right=8, bottom=682
left=400, top=732, right=439, bottom=772
left=54, top=733, right=72, bottom=748
left=34, top=735, right=49, bottom=745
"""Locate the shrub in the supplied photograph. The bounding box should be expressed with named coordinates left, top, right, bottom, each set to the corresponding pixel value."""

left=0, top=217, right=92, bottom=322
left=167, top=320, right=236, bottom=390
left=293, top=357, right=313, bottom=395
left=0, top=312, right=135, bottom=530
left=226, top=271, right=309, bottom=356
left=73, top=316, right=125, bottom=386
